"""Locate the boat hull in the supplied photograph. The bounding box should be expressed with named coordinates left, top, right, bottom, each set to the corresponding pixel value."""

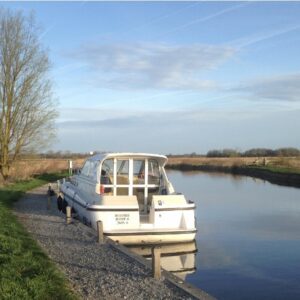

left=60, top=185, right=197, bottom=245
left=105, top=230, right=197, bottom=245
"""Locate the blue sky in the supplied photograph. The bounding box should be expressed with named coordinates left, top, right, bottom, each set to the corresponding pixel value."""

left=2, top=1, right=300, bottom=154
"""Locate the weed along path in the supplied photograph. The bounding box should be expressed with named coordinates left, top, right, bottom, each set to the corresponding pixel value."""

left=14, top=185, right=211, bottom=300
left=0, top=175, right=77, bottom=299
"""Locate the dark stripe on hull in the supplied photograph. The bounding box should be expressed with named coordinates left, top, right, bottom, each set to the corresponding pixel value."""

left=171, top=267, right=196, bottom=273
left=87, top=208, right=139, bottom=212
left=141, top=250, right=197, bottom=258
left=154, top=207, right=195, bottom=212
left=64, top=194, right=86, bottom=208
left=105, top=230, right=197, bottom=236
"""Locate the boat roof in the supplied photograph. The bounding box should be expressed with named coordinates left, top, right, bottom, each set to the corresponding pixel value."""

left=87, top=152, right=168, bottom=166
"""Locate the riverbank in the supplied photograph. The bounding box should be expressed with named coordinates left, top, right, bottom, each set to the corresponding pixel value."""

left=167, top=157, right=300, bottom=188
left=13, top=184, right=212, bottom=300
left=0, top=174, right=77, bottom=299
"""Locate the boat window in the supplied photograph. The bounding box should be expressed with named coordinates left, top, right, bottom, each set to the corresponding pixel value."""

left=88, top=161, right=98, bottom=181
left=81, top=161, right=90, bottom=177
left=117, top=160, right=129, bottom=185
left=101, top=159, right=114, bottom=184
left=148, top=159, right=160, bottom=185
left=133, top=160, right=145, bottom=184
left=116, top=187, right=128, bottom=196
left=99, top=157, right=162, bottom=202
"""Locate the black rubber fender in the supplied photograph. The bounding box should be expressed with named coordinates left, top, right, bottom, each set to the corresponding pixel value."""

left=57, top=195, right=63, bottom=211
left=62, top=199, right=68, bottom=214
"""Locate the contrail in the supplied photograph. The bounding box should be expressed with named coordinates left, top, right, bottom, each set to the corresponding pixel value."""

left=39, top=24, right=56, bottom=40
left=98, top=2, right=203, bottom=42
left=155, top=2, right=252, bottom=39
left=123, top=2, right=203, bottom=34
left=232, top=24, right=300, bottom=49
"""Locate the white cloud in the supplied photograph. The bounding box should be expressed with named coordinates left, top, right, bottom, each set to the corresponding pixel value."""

left=236, top=73, right=300, bottom=102
left=53, top=108, right=300, bottom=153
left=70, top=43, right=235, bottom=90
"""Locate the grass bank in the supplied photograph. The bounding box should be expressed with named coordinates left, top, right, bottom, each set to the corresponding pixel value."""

left=0, top=173, right=78, bottom=300
left=167, top=157, right=300, bottom=188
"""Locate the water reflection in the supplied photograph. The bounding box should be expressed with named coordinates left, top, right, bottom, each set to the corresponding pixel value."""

left=167, top=170, right=300, bottom=300
left=128, top=241, right=197, bottom=280
left=178, top=170, right=246, bottom=182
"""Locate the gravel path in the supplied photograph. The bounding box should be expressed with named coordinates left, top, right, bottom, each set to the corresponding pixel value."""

left=13, top=185, right=209, bottom=300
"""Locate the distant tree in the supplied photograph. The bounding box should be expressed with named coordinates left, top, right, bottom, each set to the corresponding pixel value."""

left=275, top=147, right=300, bottom=157
left=207, top=150, right=222, bottom=157
left=243, top=148, right=275, bottom=157
left=222, top=149, right=240, bottom=157
left=0, top=9, right=57, bottom=180
left=189, top=152, right=197, bottom=157
left=207, top=149, right=240, bottom=157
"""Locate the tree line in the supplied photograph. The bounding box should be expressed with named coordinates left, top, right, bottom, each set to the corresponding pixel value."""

left=203, top=148, right=300, bottom=157
left=206, top=148, right=300, bottom=157
left=167, top=148, right=300, bottom=158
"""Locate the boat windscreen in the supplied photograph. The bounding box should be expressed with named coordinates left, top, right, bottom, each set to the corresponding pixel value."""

left=101, top=159, right=114, bottom=184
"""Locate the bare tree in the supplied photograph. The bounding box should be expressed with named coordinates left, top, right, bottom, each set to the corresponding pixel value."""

left=0, top=9, right=57, bottom=180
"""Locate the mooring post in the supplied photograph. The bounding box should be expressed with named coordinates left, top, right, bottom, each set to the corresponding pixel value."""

left=66, top=206, right=72, bottom=224
left=97, top=220, right=104, bottom=244
left=152, top=246, right=161, bottom=280
left=68, top=160, right=73, bottom=176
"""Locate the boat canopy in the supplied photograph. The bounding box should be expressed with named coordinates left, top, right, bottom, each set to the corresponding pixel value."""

left=88, top=153, right=168, bottom=167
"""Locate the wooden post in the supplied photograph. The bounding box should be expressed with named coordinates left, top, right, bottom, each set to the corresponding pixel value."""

left=152, top=246, right=161, bottom=279
left=97, top=220, right=104, bottom=244
left=68, top=160, right=73, bottom=176
left=66, top=206, right=71, bottom=224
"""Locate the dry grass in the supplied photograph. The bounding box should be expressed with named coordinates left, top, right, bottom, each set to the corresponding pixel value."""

left=3, top=158, right=86, bottom=183
left=168, top=156, right=300, bottom=171
left=3, top=156, right=300, bottom=183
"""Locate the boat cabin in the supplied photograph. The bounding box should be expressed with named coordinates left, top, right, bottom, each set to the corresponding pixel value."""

left=80, top=153, right=175, bottom=213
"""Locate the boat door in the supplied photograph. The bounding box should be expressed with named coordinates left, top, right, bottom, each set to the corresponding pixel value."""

left=132, top=158, right=161, bottom=213
left=100, top=158, right=161, bottom=213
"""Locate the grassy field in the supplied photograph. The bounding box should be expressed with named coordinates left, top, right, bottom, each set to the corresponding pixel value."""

left=167, top=156, right=300, bottom=174
left=0, top=158, right=85, bottom=185
left=0, top=173, right=78, bottom=300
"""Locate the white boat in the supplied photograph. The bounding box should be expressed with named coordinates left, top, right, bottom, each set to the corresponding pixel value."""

left=58, top=153, right=196, bottom=244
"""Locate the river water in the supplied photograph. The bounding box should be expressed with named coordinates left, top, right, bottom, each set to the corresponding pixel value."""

left=166, top=170, right=300, bottom=300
